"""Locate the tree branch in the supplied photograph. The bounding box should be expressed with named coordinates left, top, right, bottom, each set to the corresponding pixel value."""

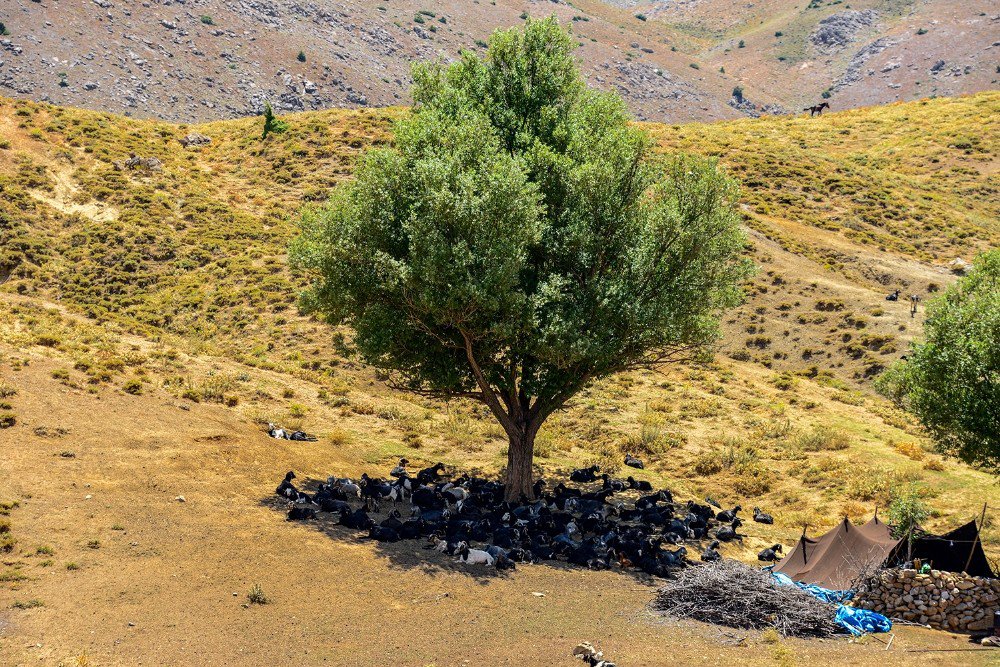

left=459, top=328, right=517, bottom=434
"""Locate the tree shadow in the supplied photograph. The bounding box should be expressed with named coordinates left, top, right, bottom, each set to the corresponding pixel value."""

left=260, top=477, right=683, bottom=588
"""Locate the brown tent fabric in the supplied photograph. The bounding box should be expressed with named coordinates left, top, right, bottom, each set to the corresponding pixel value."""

left=774, top=518, right=901, bottom=590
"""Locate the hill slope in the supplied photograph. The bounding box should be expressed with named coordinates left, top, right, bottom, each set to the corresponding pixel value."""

left=0, top=0, right=996, bottom=122
left=2, top=88, right=998, bottom=528
left=0, top=89, right=998, bottom=665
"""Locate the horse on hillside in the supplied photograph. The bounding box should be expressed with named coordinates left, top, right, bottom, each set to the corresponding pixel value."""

left=804, top=102, right=830, bottom=117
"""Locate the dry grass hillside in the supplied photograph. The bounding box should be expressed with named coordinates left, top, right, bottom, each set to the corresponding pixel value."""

left=0, top=91, right=998, bottom=664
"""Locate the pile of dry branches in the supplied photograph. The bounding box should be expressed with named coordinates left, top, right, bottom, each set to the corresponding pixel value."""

left=653, top=560, right=839, bottom=638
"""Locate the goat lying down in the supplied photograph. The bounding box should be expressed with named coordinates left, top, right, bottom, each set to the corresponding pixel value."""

left=455, top=545, right=495, bottom=566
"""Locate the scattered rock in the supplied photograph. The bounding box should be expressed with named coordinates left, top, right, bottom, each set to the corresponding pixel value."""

left=948, top=257, right=972, bottom=274
left=810, top=10, right=879, bottom=55
left=175, top=495, right=186, bottom=503
left=179, top=132, right=211, bottom=148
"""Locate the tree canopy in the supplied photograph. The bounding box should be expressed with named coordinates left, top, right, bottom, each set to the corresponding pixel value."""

left=291, top=17, right=752, bottom=499
left=877, top=250, right=1000, bottom=470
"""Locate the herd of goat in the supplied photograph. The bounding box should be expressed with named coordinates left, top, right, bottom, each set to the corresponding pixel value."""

left=275, top=458, right=781, bottom=576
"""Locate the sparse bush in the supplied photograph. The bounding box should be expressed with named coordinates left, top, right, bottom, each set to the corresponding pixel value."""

left=327, top=428, right=350, bottom=447
left=893, top=440, right=924, bottom=461
left=694, top=450, right=724, bottom=475
left=123, top=379, right=143, bottom=395
left=623, top=424, right=684, bottom=456
left=845, top=468, right=904, bottom=503
left=0, top=412, right=15, bottom=429
left=297, top=51, right=306, bottom=62
left=248, top=583, right=269, bottom=605
left=200, top=15, right=214, bottom=25
left=922, top=457, right=945, bottom=471
left=796, top=426, right=851, bottom=451
left=11, top=599, right=44, bottom=609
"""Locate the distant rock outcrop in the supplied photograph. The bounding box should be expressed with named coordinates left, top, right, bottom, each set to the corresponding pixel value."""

left=830, top=37, right=897, bottom=94
left=810, top=10, right=879, bottom=55
left=179, top=133, right=212, bottom=148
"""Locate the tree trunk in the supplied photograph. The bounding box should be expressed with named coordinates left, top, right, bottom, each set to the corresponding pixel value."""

left=504, top=427, right=536, bottom=502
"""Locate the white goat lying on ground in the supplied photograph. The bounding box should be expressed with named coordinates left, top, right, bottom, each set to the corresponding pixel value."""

left=455, top=545, right=494, bottom=566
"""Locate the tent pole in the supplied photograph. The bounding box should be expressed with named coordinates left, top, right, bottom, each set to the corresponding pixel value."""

left=906, top=517, right=913, bottom=563
left=963, top=503, right=987, bottom=573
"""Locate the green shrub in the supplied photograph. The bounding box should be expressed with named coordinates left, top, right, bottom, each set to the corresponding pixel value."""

left=248, top=583, right=269, bottom=604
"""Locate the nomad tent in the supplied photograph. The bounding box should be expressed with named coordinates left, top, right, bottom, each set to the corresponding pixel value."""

left=774, top=517, right=899, bottom=590
left=775, top=515, right=996, bottom=590
left=890, top=520, right=996, bottom=579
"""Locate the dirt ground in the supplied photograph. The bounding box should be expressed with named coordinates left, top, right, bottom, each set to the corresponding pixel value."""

left=1, top=359, right=996, bottom=667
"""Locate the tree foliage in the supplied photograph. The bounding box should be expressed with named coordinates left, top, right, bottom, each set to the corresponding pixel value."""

left=888, top=485, right=930, bottom=559
left=877, top=250, right=1000, bottom=469
left=292, top=18, right=752, bottom=498
left=261, top=102, right=287, bottom=139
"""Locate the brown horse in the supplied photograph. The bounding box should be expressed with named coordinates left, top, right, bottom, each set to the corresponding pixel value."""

left=804, top=102, right=830, bottom=117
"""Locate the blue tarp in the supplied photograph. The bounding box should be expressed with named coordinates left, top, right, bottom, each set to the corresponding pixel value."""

left=834, top=605, right=894, bottom=636
left=769, top=570, right=892, bottom=636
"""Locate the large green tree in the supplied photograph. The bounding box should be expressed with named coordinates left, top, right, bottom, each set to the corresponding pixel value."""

left=292, top=18, right=752, bottom=500
left=877, top=250, right=1000, bottom=469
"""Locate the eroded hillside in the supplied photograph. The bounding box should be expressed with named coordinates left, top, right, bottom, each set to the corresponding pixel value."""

left=0, top=0, right=996, bottom=122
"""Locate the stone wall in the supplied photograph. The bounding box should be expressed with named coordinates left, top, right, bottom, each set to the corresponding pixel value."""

left=855, top=568, right=999, bottom=632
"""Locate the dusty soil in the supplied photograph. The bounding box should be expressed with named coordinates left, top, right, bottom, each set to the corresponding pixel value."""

left=0, top=358, right=995, bottom=667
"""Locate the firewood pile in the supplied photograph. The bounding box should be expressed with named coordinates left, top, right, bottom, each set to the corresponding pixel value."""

left=653, top=560, right=839, bottom=638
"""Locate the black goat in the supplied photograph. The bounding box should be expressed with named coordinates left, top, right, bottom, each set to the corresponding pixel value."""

left=700, top=539, right=722, bottom=562
left=753, top=506, right=774, bottom=524
left=570, top=465, right=601, bottom=483
left=287, top=506, right=316, bottom=521
left=758, top=543, right=783, bottom=562
left=716, top=504, right=742, bottom=523
left=626, top=476, right=652, bottom=491
left=416, top=462, right=446, bottom=485
left=624, top=453, right=644, bottom=469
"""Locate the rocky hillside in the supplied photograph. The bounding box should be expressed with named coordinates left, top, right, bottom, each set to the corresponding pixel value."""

left=0, top=0, right=996, bottom=123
